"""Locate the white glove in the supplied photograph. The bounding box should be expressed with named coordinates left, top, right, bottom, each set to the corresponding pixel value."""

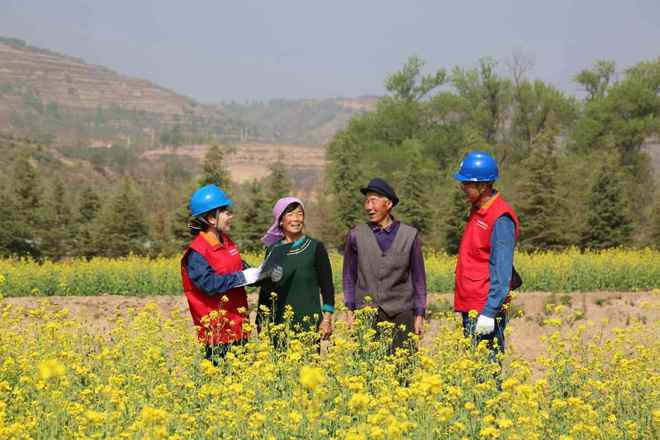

left=475, top=314, right=495, bottom=335
left=241, top=267, right=261, bottom=285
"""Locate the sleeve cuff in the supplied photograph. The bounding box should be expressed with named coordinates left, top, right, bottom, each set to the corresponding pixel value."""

left=481, top=306, right=498, bottom=318
left=344, top=302, right=355, bottom=311
left=322, top=304, right=335, bottom=313
left=236, top=272, right=247, bottom=286
left=414, top=308, right=426, bottom=317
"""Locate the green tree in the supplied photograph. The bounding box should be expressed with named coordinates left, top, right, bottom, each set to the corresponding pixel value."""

left=575, top=60, right=616, bottom=101
left=13, top=154, right=41, bottom=221
left=423, top=92, right=470, bottom=171
left=444, top=186, right=469, bottom=255
left=170, top=187, right=195, bottom=252
left=573, top=58, right=660, bottom=165
left=264, top=152, right=291, bottom=206
left=516, top=150, right=566, bottom=250
left=75, top=186, right=102, bottom=257
left=397, top=145, right=431, bottom=235
left=198, top=144, right=232, bottom=191
left=362, top=56, right=445, bottom=153
left=94, top=179, right=149, bottom=257
left=580, top=160, right=633, bottom=249
left=0, top=191, right=31, bottom=257
left=326, top=132, right=364, bottom=241
left=10, top=154, right=41, bottom=256
left=40, top=178, right=73, bottom=259
left=451, top=58, right=512, bottom=145
left=510, top=79, right=576, bottom=154
left=235, top=180, right=271, bottom=252
left=385, top=55, right=446, bottom=102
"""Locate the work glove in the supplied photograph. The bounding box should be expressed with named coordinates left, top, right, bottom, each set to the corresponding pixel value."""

left=474, top=314, right=495, bottom=335
left=241, top=267, right=262, bottom=285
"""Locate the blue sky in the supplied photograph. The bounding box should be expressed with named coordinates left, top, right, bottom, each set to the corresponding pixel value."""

left=1, top=0, right=658, bottom=102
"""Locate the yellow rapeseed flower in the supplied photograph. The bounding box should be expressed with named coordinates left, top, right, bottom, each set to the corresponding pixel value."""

left=348, top=393, right=370, bottom=412
left=299, top=366, right=326, bottom=391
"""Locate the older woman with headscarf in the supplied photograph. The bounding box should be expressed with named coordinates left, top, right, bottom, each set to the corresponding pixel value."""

left=256, top=196, right=335, bottom=340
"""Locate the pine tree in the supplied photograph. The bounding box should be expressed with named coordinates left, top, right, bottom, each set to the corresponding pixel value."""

left=164, top=180, right=199, bottom=252
left=75, top=186, right=102, bottom=257
left=580, top=160, right=633, bottom=249
left=265, top=152, right=291, bottom=206
left=94, top=179, right=149, bottom=257
left=517, top=150, right=566, bottom=250
left=235, top=180, right=272, bottom=253
left=397, top=149, right=430, bottom=235
left=0, top=191, right=27, bottom=257
left=41, top=178, right=73, bottom=259
left=13, top=154, right=41, bottom=219
left=444, top=186, right=469, bottom=255
left=170, top=198, right=194, bottom=251
left=10, top=154, right=41, bottom=256
left=198, top=144, right=232, bottom=191
left=326, top=132, right=363, bottom=241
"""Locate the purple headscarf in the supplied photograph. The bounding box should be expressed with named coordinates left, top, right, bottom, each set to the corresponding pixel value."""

left=261, top=196, right=305, bottom=247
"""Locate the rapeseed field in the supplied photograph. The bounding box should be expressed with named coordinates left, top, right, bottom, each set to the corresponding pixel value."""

left=1, top=248, right=659, bottom=296
left=0, top=285, right=658, bottom=439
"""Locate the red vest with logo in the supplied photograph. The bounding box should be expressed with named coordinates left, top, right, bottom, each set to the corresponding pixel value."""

left=454, top=194, right=519, bottom=313
left=181, top=233, right=248, bottom=344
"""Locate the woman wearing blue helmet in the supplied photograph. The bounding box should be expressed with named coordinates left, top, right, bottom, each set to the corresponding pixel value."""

left=181, top=184, right=261, bottom=364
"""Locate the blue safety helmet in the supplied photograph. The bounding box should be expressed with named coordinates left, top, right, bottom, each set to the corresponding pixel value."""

left=189, top=184, right=233, bottom=217
left=452, top=151, right=499, bottom=182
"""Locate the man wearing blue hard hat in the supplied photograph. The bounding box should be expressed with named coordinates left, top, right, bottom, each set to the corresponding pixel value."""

left=452, top=151, right=519, bottom=363
left=181, top=184, right=261, bottom=364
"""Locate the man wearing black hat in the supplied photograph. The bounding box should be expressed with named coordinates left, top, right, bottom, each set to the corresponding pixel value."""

left=342, top=178, right=427, bottom=352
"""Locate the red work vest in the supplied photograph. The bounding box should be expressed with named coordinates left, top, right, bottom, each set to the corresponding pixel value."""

left=454, top=194, right=519, bottom=313
left=181, top=233, right=248, bottom=344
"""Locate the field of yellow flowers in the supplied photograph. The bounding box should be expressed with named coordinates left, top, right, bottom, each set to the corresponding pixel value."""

left=0, top=249, right=659, bottom=439
left=1, top=248, right=659, bottom=296
left=1, top=285, right=659, bottom=438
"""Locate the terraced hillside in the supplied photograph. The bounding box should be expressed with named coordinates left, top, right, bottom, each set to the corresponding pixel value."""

left=0, top=38, right=192, bottom=114
left=0, top=36, right=234, bottom=145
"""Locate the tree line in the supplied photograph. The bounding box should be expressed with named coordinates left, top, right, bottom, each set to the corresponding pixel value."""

left=0, top=144, right=292, bottom=259
left=1, top=55, right=659, bottom=259
left=323, top=56, right=660, bottom=253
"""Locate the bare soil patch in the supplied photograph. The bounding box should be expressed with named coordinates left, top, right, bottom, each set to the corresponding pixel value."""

left=3, top=291, right=658, bottom=366
left=140, top=142, right=326, bottom=190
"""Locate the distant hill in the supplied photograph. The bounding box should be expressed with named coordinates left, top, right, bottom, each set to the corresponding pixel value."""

left=0, top=37, right=193, bottom=114
left=0, top=36, right=377, bottom=150
left=0, top=36, right=243, bottom=147
left=221, top=96, right=378, bottom=146
left=0, top=36, right=382, bottom=197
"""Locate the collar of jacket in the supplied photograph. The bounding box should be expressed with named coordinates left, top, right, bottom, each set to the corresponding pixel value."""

left=368, top=217, right=399, bottom=233
left=474, top=192, right=500, bottom=215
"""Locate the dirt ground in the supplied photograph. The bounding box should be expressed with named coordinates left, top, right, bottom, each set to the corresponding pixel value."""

left=3, top=291, right=659, bottom=366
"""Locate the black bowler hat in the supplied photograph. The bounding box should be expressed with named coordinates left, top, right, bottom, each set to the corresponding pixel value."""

left=360, top=178, right=399, bottom=207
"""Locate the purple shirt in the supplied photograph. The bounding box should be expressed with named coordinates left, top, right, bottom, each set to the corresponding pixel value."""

left=343, top=220, right=427, bottom=316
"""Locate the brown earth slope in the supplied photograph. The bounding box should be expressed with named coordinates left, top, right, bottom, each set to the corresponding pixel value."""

left=0, top=37, right=193, bottom=116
